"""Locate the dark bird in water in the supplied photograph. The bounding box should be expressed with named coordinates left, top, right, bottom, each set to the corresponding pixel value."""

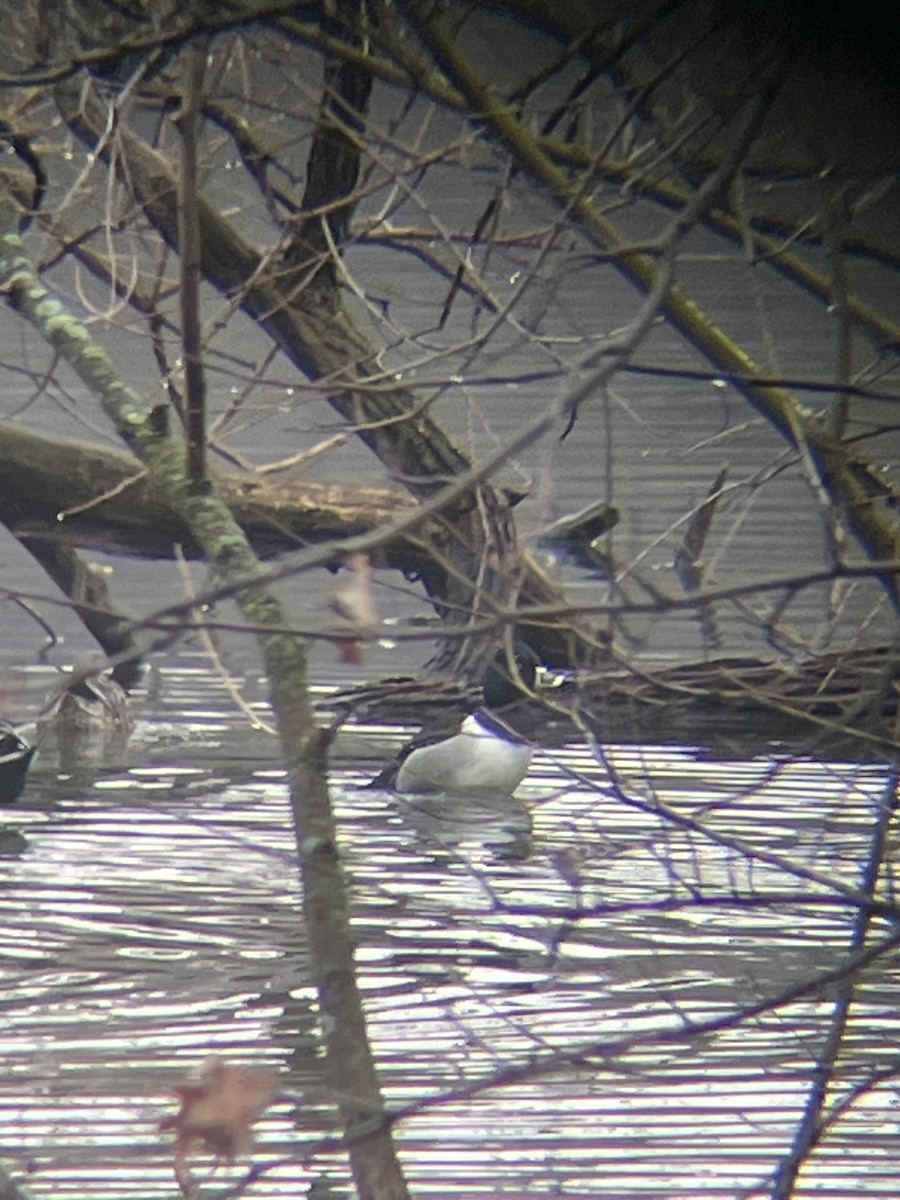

left=0, top=723, right=37, bottom=804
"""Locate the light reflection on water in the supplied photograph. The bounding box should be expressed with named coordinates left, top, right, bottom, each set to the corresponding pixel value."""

left=1, top=673, right=899, bottom=1198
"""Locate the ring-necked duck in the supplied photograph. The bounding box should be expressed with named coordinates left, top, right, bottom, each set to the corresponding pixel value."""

left=394, top=645, right=542, bottom=795
left=0, top=723, right=36, bottom=804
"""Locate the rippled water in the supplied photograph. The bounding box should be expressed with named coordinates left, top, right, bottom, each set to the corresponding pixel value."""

left=2, top=16, right=899, bottom=1194
left=1, top=659, right=898, bottom=1199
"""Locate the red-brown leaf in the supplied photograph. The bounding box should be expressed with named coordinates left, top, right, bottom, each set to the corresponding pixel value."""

left=159, top=1058, right=277, bottom=1195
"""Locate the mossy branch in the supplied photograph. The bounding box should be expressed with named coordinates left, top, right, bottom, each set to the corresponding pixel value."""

left=0, top=192, right=410, bottom=1200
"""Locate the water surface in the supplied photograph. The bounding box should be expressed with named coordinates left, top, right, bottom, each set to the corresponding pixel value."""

left=1, top=658, right=897, bottom=1199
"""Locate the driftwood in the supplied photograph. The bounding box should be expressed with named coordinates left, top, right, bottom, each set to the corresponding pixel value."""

left=571, top=647, right=900, bottom=760
left=3, top=421, right=897, bottom=759
left=339, top=644, right=900, bottom=763
left=0, top=423, right=424, bottom=565
left=0, top=422, right=589, bottom=667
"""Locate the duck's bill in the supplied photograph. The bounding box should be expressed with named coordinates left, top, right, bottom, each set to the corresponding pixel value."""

left=535, top=665, right=568, bottom=690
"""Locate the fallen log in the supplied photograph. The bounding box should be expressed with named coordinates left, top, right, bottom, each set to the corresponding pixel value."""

left=336, top=643, right=900, bottom=763
left=0, top=423, right=425, bottom=566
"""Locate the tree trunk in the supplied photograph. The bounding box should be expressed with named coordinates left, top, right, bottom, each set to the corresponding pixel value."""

left=2, top=189, right=412, bottom=1200
left=51, top=68, right=591, bottom=670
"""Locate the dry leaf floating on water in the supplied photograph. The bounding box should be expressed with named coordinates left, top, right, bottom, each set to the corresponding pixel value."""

left=159, top=1058, right=278, bottom=1195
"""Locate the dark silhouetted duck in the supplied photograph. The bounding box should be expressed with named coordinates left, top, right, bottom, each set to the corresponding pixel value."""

left=0, top=723, right=36, bottom=804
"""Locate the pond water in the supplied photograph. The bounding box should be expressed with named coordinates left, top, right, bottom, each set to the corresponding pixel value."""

left=2, top=655, right=899, bottom=1199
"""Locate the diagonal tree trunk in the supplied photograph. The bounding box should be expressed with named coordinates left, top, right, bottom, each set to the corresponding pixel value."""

left=50, top=62, right=585, bottom=671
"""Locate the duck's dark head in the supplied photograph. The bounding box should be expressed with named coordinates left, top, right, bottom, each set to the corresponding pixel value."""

left=481, top=645, right=541, bottom=711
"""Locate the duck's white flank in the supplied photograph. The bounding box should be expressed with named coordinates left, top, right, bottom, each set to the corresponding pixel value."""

left=395, top=713, right=533, bottom=795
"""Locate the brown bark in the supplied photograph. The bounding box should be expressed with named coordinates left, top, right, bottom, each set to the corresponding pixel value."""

left=0, top=423, right=423, bottom=565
